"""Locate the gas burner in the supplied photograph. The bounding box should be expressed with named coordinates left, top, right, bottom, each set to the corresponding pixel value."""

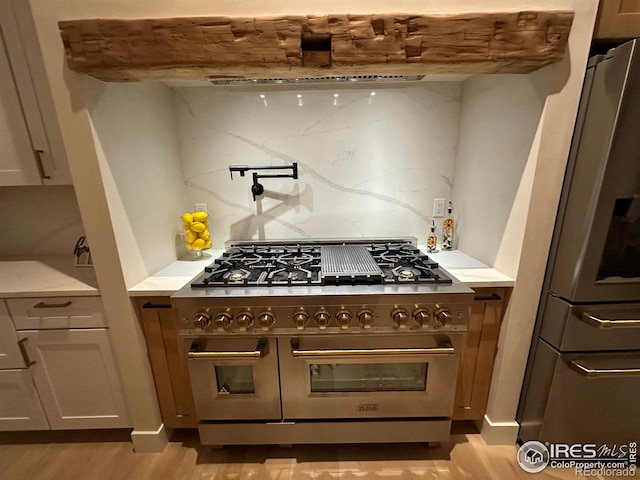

left=278, top=254, right=315, bottom=268
left=227, top=269, right=251, bottom=282
left=398, top=268, right=419, bottom=279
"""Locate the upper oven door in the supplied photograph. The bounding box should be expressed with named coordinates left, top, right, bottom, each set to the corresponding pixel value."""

left=549, top=40, right=640, bottom=303
left=278, top=333, right=463, bottom=420
left=187, top=337, right=281, bottom=421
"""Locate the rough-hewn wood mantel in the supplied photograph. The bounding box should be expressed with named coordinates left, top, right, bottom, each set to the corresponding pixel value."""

left=58, top=11, right=574, bottom=82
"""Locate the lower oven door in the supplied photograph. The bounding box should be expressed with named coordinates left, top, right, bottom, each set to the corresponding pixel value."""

left=279, top=333, right=464, bottom=419
left=187, top=337, right=281, bottom=420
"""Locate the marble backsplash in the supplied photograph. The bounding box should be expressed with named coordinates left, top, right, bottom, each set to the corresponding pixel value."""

left=173, top=83, right=462, bottom=248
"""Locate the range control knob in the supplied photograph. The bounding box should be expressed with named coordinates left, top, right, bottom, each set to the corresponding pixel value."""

left=214, top=312, right=232, bottom=332
left=193, top=312, right=212, bottom=331
left=336, top=310, right=352, bottom=330
left=357, top=309, right=374, bottom=329
left=236, top=311, right=254, bottom=331
left=314, top=311, right=330, bottom=330
left=434, top=307, right=453, bottom=328
left=258, top=312, right=276, bottom=331
left=391, top=308, right=409, bottom=329
left=413, top=309, right=430, bottom=328
left=292, top=311, right=309, bottom=330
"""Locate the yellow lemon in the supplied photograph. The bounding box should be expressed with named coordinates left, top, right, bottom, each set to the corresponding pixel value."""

left=181, top=213, right=193, bottom=224
left=186, top=230, right=198, bottom=243
left=190, top=222, right=206, bottom=233
left=204, top=239, right=212, bottom=249
left=192, top=238, right=205, bottom=251
left=199, top=230, right=210, bottom=241
left=193, top=211, right=208, bottom=223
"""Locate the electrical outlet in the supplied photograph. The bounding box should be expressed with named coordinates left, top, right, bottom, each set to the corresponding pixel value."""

left=433, top=198, right=445, bottom=218
left=194, top=203, right=208, bottom=213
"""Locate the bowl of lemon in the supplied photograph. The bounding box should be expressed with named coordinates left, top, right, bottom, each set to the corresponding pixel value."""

left=182, top=211, right=212, bottom=257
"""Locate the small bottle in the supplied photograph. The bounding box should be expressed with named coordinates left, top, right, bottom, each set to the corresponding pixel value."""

left=442, top=202, right=455, bottom=250
left=427, top=220, right=437, bottom=253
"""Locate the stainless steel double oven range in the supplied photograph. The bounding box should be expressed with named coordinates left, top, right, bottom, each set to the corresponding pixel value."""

left=172, top=238, right=473, bottom=446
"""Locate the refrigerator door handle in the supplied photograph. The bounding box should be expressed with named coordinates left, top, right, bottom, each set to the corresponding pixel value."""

left=569, top=360, right=640, bottom=378
left=580, top=312, right=640, bottom=329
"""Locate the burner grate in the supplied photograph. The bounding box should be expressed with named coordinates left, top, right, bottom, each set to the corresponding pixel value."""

left=321, top=245, right=383, bottom=283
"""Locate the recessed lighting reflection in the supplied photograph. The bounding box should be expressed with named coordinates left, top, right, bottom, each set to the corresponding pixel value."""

left=370, top=91, right=377, bottom=96
left=368, top=91, right=376, bottom=105
left=297, top=94, right=303, bottom=107
left=259, top=94, right=267, bottom=107
left=333, top=93, right=339, bottom=106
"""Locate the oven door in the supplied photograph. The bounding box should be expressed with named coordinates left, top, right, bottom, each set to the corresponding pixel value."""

left=278, top=333, right=463, bottom=420
left=187, top=337, right=281, bottom=420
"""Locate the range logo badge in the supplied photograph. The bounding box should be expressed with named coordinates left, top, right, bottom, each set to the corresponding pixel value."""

left=356, top=403, right=378, bottom=413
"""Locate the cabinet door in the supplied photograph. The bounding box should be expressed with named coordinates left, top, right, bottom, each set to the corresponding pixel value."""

left=595, top=0, right=640, bottom=39
left=137, top=299, right=198, bottom=428
left=0, top=369, right=49, bottom=431
left=0, top=31, right=42, bottom=186
left=0, top=300, right=26, bottom=368
left=453, top=288, right=506, bottom=420
left=19, top=329, right=130, bottom=429
left=0, top=0, right=71, bottom=185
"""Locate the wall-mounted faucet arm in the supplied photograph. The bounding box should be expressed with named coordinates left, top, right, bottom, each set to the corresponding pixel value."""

left=228, top=163, right=299, bottom=200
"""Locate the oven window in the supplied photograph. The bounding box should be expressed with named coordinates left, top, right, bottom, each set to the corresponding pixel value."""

left=215, top=366, right=255, bottom=394
left=597, top=197, right=640, bottom=281
left=309, top=363, right=428, bottom=392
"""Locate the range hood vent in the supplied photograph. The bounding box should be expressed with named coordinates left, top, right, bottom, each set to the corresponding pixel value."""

left=209, top=75, right=425, bottom=86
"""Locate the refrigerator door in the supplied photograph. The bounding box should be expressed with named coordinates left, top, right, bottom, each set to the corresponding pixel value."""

left=549, top=39, right=640, bottom=303
left=520, top=340, right=640, bottom=444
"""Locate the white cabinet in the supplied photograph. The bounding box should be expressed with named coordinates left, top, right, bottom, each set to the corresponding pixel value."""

left=0, top=0, right=71, bottom=185
left=0, top=369, right=49, bottom=431
left=7, top=297, right=107, bottom=330
left=0, top=297, right=130, bottom=431
left=19, top=329, right=130, bottom=429
left=0, top=300, right=25, bottom=369
left=0, top=31, right=42, bottom=185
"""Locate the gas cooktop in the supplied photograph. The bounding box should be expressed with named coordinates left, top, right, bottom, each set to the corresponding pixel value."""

left=189, top=238, right=453, bottom=288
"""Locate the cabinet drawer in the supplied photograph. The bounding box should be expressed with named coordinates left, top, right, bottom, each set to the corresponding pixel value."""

left=8, top=297, right=106, bottom=330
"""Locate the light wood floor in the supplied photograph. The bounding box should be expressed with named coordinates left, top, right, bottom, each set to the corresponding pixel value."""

left=0, top=423, right=604, bottom=480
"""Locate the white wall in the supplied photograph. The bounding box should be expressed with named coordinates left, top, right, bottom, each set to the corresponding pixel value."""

left=453, top=70, right=549, bottom=278
left=85, top=80, right=190, bottom=287
left=0, top=185, right=84, bottom=255
left=175, top=84, right=461, bottom=247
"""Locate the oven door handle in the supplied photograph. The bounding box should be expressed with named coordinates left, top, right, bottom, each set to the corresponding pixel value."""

left=291, top=342, right=455, bottom=359
left=188, top=340, right=267, bottom=361
left=580, top=313, right=640, bottom=329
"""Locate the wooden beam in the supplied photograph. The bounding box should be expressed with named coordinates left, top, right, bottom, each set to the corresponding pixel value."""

left=58, top=11, right=574, bottom=82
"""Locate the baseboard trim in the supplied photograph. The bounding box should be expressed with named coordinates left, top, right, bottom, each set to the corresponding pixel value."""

left=130, top=424, right=170, bottom=453
left=478, top=415, right=520, bottom=445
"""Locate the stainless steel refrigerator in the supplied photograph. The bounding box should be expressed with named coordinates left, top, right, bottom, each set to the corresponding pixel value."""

left=518, top=39, right=640, bottom=444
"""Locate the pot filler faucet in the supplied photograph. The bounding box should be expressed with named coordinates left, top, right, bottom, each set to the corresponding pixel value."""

left=229, top=163, right=298, bottom=201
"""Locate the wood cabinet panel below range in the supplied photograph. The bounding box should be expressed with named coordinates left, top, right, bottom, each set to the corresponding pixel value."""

left=135, top=298, right=197, bottom=428
left=453, top=288, right=508, bottom=421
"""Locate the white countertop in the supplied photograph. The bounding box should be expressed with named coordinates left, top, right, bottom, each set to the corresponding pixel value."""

left=420, top=248, right=515, bottom=288
left=0, top=255, right=99, bottom=298
left=128, top=250, right=224, bottom=297
left=128, top=247, right=514, bottom=297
